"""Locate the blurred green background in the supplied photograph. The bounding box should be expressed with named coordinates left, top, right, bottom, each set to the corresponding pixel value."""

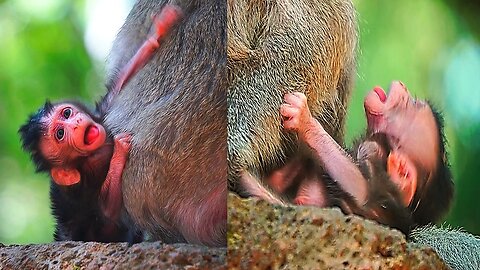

left=0, top=0, right=479, bottom=244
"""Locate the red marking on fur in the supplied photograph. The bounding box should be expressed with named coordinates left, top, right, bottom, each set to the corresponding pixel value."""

left=153, top=5, right=182, bottom=38
left=85, top=125, right=99, bottom=145
left=112, top=4, right=182, bottom=94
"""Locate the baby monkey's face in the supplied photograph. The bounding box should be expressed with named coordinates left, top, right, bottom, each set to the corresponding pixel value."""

left=39, top=103, right=107, bottom=165
left=363, top=81, right=440, bottom=206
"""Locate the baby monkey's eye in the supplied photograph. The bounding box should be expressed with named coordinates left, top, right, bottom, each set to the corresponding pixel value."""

left=56, top=128, right=65, bottom=141
left=62, top=108, right=72, bottom=119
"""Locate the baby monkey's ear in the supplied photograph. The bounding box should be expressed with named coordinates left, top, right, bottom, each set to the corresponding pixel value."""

left=50, top=167, right=81, bottom=186
left=387, top=151, right=418, bottom=206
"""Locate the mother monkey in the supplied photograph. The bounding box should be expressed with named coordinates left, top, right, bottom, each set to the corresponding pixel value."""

left=104, top=0, right=227, bottom=247
left=227, top=0, right=358, bottom=197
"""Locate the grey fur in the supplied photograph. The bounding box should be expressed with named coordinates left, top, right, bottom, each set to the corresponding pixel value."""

left=411, top=225, right=480, bottom=270
left=227, top=0, right=358, bottom=189
left=104, top=0, right=227, bottom=247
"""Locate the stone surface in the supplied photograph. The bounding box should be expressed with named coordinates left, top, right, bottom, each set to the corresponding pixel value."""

left=227, top=193, right=449, bottom=270
left=0, top=241, right=226, bottom=270
left=0, top=194, right=454, bottom=270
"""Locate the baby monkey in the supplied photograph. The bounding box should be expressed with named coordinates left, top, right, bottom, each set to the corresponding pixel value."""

left=21, top=101, right=138, bottom=242
left=268, top=81, right=453, bottom=234
left=18, top=5, right=181, bottom=242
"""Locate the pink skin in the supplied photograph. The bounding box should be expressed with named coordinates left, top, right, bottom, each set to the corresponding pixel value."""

left=364, top=81, right=439, bottom=205
left=294, top=175, right=328, bottom=207
left=365, top=81, right=439, bottom=175
left=280, top=81, right=439, bottom=207
left=267, top=156, right=305, bottom=194
left=265, top=156, right=328, bottom=207
left=39, top=104, right=107, bottom=163
left=281, top=92, right=369, bottom=206
left=100, top=133, right=131, bottom=221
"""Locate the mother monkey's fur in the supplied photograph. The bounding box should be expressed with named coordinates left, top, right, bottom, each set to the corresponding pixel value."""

left=227, top=0, right=357, bottom=193
left=104, top=0, right=227, bottom=247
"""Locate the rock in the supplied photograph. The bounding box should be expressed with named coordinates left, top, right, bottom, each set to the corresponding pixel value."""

left=0, top=241, right=226, bottom=270
left=0, top=194, right=453, bottom=270
left=227, top=193, right=448, bottom=270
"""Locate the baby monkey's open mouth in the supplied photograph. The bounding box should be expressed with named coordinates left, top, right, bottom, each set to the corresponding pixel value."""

left=84, top=125, right=99, bottom=145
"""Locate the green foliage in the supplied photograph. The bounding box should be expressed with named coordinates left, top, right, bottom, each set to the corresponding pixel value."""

left=0, top=0, right=101, bottom=244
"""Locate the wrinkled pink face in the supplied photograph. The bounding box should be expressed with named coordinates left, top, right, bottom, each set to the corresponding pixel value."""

left=39, top=104, right=107, bottom=165
left=364, top=81, right=439, bottom=173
